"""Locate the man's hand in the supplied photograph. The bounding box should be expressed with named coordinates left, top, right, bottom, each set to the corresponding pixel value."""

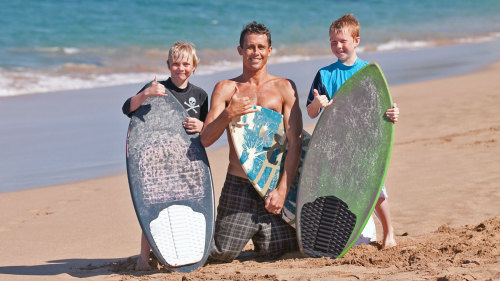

left=265, top=186, right=287, bottom=215
left=226, top=86, right=258, bottom=119
left=385, top=103, right=399, bottom=123
left=183, top=117, right=203, bottom=133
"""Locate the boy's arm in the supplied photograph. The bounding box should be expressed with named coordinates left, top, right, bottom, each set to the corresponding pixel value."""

left=307, top=89, right=333, bottom=118
left=122, top=77, right=167, bottom=117
left=306, top=72, right=332, bottom=119
left=129, top=77, right=167, bottom=113
left=265, top=79, right=303, bottom=213
left=199, top=93, right=209, bottom=122
left=200, top=81, right=257, bottom=147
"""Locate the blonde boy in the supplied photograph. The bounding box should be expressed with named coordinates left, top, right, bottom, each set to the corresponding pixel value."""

left=122, top=42, right=209, bottom=270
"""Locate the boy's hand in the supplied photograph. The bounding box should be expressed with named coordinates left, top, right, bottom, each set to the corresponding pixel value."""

left=128, top=76, right=167, bottom=114
left=311, top=89, right=333, bottom=109
left=144, top=76, right=168, bottom=98
left=385, top=103, right=399, bottom=123
left=183, top=117, right=203, bottom=133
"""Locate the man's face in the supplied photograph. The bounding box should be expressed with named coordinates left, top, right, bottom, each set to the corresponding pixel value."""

left=238, top=33, right=272, bottom=70
left=329, top=28, right=359, bottom=64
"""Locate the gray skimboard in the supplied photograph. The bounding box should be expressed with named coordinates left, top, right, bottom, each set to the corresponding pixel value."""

left=297, top=63, right=394, bottom=258
left=126, top=94, right=214, bottom=272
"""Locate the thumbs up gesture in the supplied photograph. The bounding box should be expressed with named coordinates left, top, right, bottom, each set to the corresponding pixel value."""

left=144, top=76, right=167, bottom=97
left=311, top=89, right=333, bottom=109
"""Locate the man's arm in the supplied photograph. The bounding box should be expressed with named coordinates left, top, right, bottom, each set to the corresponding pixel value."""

left=265, top=79, right=303, bottom=213
left=200, top=81, right=257, bottom=147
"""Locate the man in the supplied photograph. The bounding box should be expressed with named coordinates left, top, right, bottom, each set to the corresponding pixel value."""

left=201, top=22, right=303, bottom=262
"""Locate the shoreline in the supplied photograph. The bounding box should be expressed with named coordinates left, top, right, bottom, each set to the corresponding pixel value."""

left=2, top=39, right=500, bottom=193
left=0, top=59, right=499, bottom=280
left=2, top=36, right=500, bottom=97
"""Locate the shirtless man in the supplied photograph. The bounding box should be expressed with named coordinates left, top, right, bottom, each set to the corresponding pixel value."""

left=201, top=22, right=303, bottom=262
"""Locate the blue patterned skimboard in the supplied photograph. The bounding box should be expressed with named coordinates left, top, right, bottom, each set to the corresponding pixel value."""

left=229, top=106, right=310, bottom=226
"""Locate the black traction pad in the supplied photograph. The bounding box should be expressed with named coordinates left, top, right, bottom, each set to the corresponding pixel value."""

left=300, top=196, right=356, bottom=258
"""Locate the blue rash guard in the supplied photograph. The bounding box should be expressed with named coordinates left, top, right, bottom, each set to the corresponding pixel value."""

left=305, top=57, right=389, bottom=202
left=306, top=58, right=368, bottom=107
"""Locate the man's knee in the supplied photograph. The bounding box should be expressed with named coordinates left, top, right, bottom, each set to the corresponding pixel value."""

left=209, top=242, right=241, bottom=263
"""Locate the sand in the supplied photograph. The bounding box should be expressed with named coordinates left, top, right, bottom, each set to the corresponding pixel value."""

left=1, top=61, right=499, bottom=280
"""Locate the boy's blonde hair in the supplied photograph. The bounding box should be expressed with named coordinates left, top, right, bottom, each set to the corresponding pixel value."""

left=167, top=41, right=200, bottom=68
left=329, top=14, right=360, bottom=38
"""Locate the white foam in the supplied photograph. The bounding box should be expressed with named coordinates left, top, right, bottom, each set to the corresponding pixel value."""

left=35, top=46, right=82, bottom=54
left=150, top=205, right=206, bottom=267
left=62, top=47, right=81, bottom=55
left=269, top=54, right=312, bottom=63
left=195, top=60, right=240, bottom=75
left=0, top=70, right=157, bottom=97
left=1, top=35, right=497, bottom=97
left=456, top=35, right=497, bottom=44
left=376, top=40, right=431, bottom=52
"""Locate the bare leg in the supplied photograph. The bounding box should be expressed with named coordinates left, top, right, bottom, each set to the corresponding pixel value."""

left=135, top=232, right=152, bottom=270
left=374, top=197, right=396, bottom=249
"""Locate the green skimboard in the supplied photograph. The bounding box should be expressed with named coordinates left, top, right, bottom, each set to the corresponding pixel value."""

left=297, top=63, right=394, bottom=258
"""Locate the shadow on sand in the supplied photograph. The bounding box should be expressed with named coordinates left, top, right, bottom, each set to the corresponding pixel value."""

left=0, top=256, right=156, bottom=278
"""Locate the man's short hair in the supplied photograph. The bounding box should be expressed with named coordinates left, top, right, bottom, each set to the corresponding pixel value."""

left=239, top=21, right=272, bottom=47
left=330, top=14, right=360, bottom=38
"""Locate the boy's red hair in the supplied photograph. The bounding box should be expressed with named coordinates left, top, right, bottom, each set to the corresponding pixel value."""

left=330, top=14, right=360, bottom=38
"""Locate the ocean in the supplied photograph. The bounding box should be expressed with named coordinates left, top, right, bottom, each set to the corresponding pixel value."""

left=1, top=0, right=500, bottom=97
left=2, top=0, right=500, bottom=193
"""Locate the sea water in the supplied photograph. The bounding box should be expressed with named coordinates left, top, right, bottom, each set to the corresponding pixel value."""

left=1, top=0, right=499, bottom=97
left=1, top=0, right=500, bottom=192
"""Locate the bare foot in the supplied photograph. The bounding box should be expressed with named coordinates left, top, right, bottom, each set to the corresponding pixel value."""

left=135, top=256, right=152, bottom=271
left=382, top=228, right=397, bottom=249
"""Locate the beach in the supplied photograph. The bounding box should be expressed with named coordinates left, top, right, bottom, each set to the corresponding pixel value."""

left=2, top=1, right=500, bottom=279
left=1, top=56, right=499, bottom=280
